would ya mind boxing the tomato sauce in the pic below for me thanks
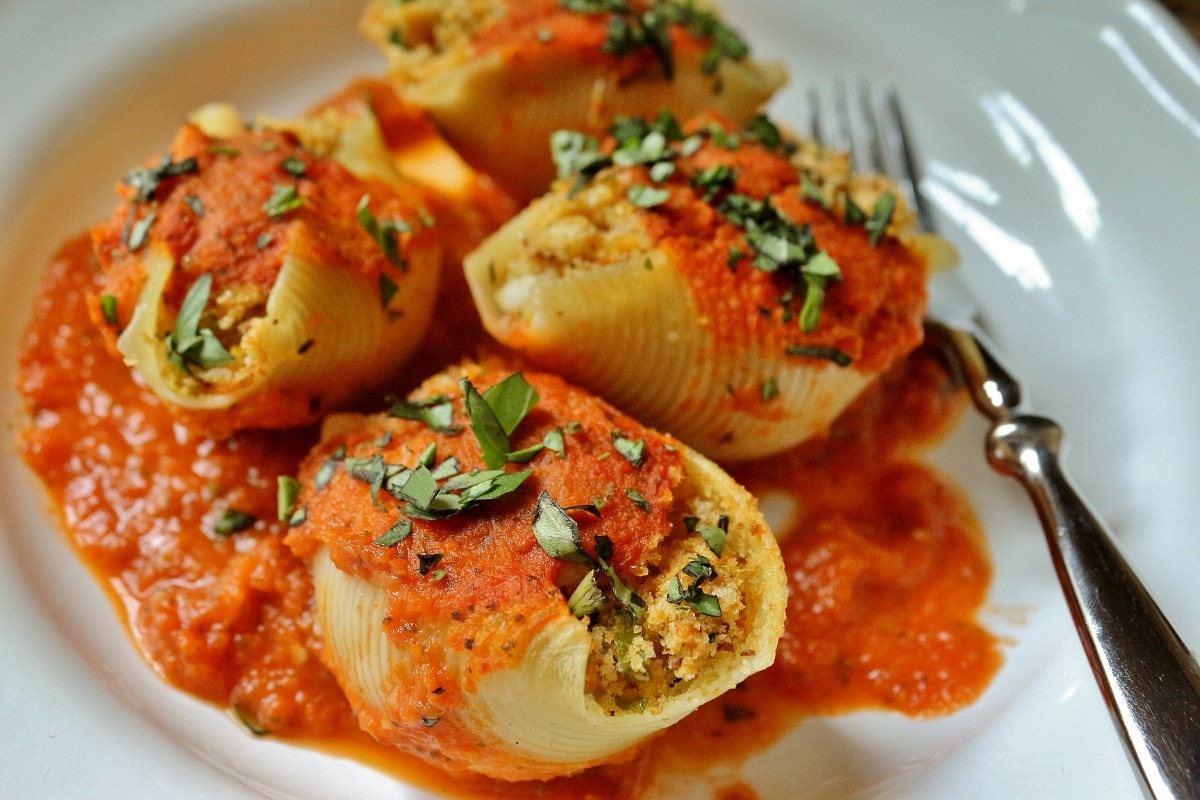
[17,202,998,796]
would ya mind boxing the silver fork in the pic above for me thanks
[810,82,1200,800]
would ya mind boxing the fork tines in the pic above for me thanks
[805,81,934,233]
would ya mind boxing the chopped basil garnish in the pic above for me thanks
[182,194,205,217]
[843,193,867,225]
[127,207,157,251]
[550,130,609,182]
[666,555,722,617]
[263,184,302,218]
[611,430,646,468]
[865,192,897,246]
[784,344,853,367]
[560,0,750,79]
[481,373,540,436]
[399,464,438,509]
[760,377,780,402]
[461,378,510,470]
[460,373,540,469]
[379,274,399,309]
[628,184,670,208]
[233,704,268,736]
[345,454,387,507]
[417,553,443,576]
[698,515,729,556]
[281,156,306,177]
[625,487,651,511]
[357,194,411,270]
[388,394,459,433]
[124,155,198,204]
[100,294,119,326]
[277,476,302,522]
[595,535,645,620]
[166,274,235,371]
[374,518,412,547]
[214,508,256,537]
[567,570,607,617]
[532,491,593,564]
[543,428,566,457]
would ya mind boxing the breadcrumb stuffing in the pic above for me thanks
[362,0,506,85]
[490,174,656,315]
[582,489,756,715]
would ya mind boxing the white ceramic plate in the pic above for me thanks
[3,1,1199,797]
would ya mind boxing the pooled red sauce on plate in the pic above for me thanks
[17,216,999,798]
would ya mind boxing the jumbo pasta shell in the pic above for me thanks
[362,0,786,201]
[116,231,439,421]
[291,366,787,779]
[310,446,783,779]
[92,103,443,434]
[462,119,934,461]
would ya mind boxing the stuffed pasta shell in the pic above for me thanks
[89,103,442,436]
[284,364,787,779]
[361,0,786,201]
[464,113,954,461]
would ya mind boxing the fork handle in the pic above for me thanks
[989,416,1200,800]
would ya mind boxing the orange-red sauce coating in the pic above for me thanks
[90,125,431,344]
[473,0,712,80]
[637,124,927,374]
[18,229,997,794]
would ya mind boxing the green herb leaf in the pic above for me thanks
[182,194,205,217]
[128,207,157,251]
[532,491,593,565]
[281,156,306,177]
[506,443,545,463]
[214,508,256,536]
[549,130,609,180]
[611,430,646,468]
[123,155,199,203]
[698,517,728,556]
[595,535,646,620]
[784,344,853,367]
[169,274,234,370]
[379,274,399,308]
[481,372,540,436]
[345,454,387,507]
[277,476,302,522]
[543,428,566,457]
[628,184,670,208]
[399,464,439,509]
[388,395,459,433]
[567,570,607,617]
[417,553,443,575]
[357,194,411,270]
[461,378,510,469]
[625,487,651,511]
[866,192,896,246]
[760,377,779,402]
[374,518,413,547]
[263,184,303,218]
[844,193,867,225]
[100,294,119,326]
